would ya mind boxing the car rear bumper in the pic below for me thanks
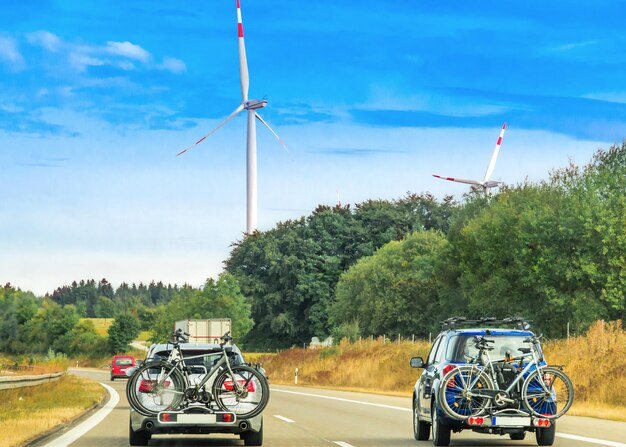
[130,408,263,435]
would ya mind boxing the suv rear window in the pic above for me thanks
[446,334,536,363]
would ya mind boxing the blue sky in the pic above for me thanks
[2,0,625,295]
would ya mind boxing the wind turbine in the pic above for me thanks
[432,122,506,193]
[177,0,286,234]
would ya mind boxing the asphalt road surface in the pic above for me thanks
[35,369,626,447]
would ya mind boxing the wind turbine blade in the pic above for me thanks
[255,112,288,152]
[177,104,244,156]
[237,0,249,102]
[483,122,506,183]
[432,174,482,186]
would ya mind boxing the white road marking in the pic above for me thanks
[272,388,411,412]
[557,433,626,447]
[333,442,354,447]
[273,415,296,423]
[43,382,119,447]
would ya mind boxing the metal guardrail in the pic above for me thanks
[0,372,64,390]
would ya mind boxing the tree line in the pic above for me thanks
[227,143,626,348]
[3,143,626,354]
[0,275,251,356]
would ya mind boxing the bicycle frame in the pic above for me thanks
[156,344,243,396]
[465,339,547,399]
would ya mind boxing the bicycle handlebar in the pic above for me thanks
[173,328,190,343]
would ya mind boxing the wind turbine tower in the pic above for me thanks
[177,0,286,234]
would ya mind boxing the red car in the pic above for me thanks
[111,355,136,381]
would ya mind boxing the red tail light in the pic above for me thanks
[442,364,456,376]
[223,379,256,392]
[535,418,551,427]
[139,379,171,393]
[468,417,485,425]
[222,413,234,422]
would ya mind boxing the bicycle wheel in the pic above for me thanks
[127,361,186,416]
[212,365,270,418]
[437,365,495,420]
[522,366,574,419]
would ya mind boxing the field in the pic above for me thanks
[0,374,106,447]
[257,320,626,421]
[80,317,114,336]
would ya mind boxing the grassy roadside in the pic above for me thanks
[0,374,106,447]
[258,320,626,422]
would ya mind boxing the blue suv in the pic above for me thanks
[410,317,557,446]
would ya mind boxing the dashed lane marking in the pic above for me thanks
[273,415,296,423]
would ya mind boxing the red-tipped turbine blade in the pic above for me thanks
[236,0,249,102]
[483,122,506,183]
[177,104,245,156]
[432,174,482,186]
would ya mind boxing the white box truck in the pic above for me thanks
[174,318,232,344]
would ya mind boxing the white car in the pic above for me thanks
[128,342,265,446]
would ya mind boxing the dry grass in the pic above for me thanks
[0,356,69,376]
[543,320,626,420]
[244,352,277,363]
[258,337,430,395]
[0,374,106,447]
[259,322,626,421]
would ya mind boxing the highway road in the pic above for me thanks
[34,369,626,447]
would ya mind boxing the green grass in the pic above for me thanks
[80,318,114,336]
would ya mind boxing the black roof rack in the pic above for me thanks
[441,317,532,331]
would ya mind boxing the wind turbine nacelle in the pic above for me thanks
[245,99,268,110]
[483,180,501,188]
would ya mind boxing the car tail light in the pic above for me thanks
[442,365,456,376]
[223,379,256,392]
[139,379,171,393]
[467,417,485,426]
[535,418,551,427]
[222,413,234,422]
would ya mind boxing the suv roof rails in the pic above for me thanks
[441,316,532,331]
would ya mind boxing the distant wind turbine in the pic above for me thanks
[433,122,507,193]
[177,0,286,234]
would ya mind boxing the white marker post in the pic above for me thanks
[295,368,298,385]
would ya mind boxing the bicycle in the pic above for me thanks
[437,334,574,420]
[126,330,270,418]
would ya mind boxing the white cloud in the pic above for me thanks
[0,36,24,68]
[105,41,151,62]
[69,51,105,72]
[549,40,598,53]
[158,56,186,74]
[26,31,61,52]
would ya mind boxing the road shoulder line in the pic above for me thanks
[43,382,119,447]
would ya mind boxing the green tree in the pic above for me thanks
[107,313,140,354]
[150,274,253,344]
[330,231,448,337]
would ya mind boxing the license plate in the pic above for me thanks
[492,416,531,427]
[177,414,217,424]
[158,413,217,424]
